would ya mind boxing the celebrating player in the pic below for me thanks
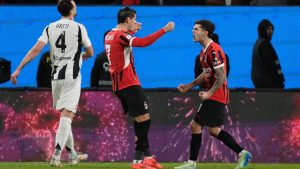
[10,0,94,166]
[175,19,252,169]
[104,6,174,169]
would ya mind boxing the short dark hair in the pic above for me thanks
[57,0,74,17]
[211,33,219,44]
[117,7,136,24]
[195,19,215,38]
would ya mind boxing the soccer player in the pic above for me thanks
[10,0,94,166]
[175,20,252,169]
[104,7,174,169]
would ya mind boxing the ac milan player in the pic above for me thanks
[175,20,252,169]
[104,7,174,169]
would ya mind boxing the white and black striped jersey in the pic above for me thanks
[38,18,91,80]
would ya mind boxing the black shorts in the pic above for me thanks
[115,85,149,117]
[194,99,226,127]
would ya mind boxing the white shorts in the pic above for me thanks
[51,77,81,113]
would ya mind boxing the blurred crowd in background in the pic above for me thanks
[0,0,298,89]
[1,0,300,5]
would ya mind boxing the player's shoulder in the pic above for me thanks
[47,20,58,28]
[112,28,125,35]
[210,42,223,52]
[104,29,117,39]
[211,42,220,49]
[73,21,84,27]
[113,29,133,39]
[68,21,86,31]
[113,29,131,35]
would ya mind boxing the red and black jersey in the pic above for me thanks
[104,28,165,91]
[199,41,229,104]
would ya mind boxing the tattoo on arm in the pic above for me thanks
[209,67,226,94]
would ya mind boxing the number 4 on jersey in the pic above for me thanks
[55,31,67,53]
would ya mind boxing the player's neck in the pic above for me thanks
[201,38,213,48]
[62,15,74,20]
[117,24,129,32]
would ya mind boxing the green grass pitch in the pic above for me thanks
[0,162,300,169]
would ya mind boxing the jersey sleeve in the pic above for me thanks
[38,26,49,44]
[210,49,225,69]
[131,29,165,47]
[118,32,135,46]
[79,24,92,48]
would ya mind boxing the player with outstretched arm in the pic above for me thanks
[105,6,174,169]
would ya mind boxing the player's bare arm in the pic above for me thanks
[10,40,46,84]
[198,67,226,100]
[178,71,207,93]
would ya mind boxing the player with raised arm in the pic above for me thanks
[175,20,252,169]
[105,6,174,169]
[10,0,94,166]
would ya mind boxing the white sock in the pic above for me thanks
[145,156,153,159]
[66,126,77,160]
[54,117,72,159]
[133,160,142,164]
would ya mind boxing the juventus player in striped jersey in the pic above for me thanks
[105,7,174,169]
[11,0,94,166]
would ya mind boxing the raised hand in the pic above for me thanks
[163,22,175,32]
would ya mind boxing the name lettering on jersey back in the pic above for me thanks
[105,35,114,41]
[56,23,69,29]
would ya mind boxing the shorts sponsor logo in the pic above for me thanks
[144,101,148,110]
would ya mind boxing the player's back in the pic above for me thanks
[104,29,129,74]
[40,18,89,80]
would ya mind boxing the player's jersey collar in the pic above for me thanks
[203,39,213,53]
[61,17,72,21]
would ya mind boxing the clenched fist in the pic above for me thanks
[177,83,190,93]
[163,22,175,32]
